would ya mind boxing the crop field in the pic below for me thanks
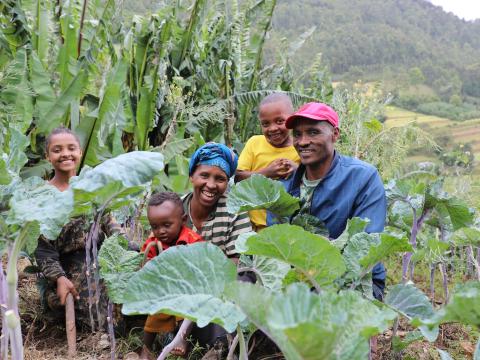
[385,106,480,169]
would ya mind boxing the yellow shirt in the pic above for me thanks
[237,135,300,227]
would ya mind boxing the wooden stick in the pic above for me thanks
[65,293,77,358]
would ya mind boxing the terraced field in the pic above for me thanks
[385,106,480,163]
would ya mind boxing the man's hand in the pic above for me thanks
[261,158,297,179]
[56,276,79,305]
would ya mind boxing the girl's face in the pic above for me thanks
[189,165,229,208]
[46,133,82,174]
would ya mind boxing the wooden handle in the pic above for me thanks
[65,292,77,358]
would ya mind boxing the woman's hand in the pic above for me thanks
[56,276,79,305]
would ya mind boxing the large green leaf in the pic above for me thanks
[120,243,245,332]
[425,186,474,230]
[153,137,195,164]
[98,234,142,304]
[435,282,480,327]
[71,151,164,193]
[16,221,41,258]
[6,127,29,175]
[30,51,55,120]
[7,177,74,241]
[331,217,370,250]
[385,283,438,341]
[226,282,396,360]
[238,255,290,291]
[36,68,89,133]
[227,174,300,218]
[359,233,412,269]
[0,49,34,131]
[0,158,11,185]
[236,224,345,287]
[453,227,480,246]
[83,60,128,166]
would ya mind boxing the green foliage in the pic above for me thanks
[270,0,480,106]
[225,282,396,360]
[434,282,480,327]
[71,151,164,214]
[7,177,73,241]
[236,224,346,287]
[238,255,290,291]
[120,243,245,332]
[227,174,299,219]
[453,227,480,247]
[385,284,438,341]
[13,221,41,258]
[342,232,411,283]
[98,234,142,303]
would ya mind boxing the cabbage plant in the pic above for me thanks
[104,175,423,359]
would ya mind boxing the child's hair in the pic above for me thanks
[259,93,294,112]
[148,192,184,214]
[45,126,81,153]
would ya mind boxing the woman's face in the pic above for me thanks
[46,133,82,174]
[190,165,229,208]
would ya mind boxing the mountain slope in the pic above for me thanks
[269,0,480,99]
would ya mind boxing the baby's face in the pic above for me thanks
[147,201,185,246]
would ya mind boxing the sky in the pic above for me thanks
[428,0,480,21]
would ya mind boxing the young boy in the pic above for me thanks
[140,192,203,360]
[235,93,301,230]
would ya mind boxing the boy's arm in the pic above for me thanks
[236,158,297,181]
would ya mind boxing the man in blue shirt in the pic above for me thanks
[281,102,386,299]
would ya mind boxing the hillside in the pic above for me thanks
[268,0,480,102]
[385,106,480,173]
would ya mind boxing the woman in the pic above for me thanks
[160,143,252,359]
[183,142,252,260]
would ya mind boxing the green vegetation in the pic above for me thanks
[268,0,480,119]
[1,0,479,358]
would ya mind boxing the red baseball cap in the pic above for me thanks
[285,102,339,129]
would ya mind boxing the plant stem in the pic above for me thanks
[430,265,435,305]
[466,246,473,278]
[237,325,248,360]
[107,301,116,360]
[6,237,25,359]
[438,263,449,304]
[85,215,100,331]
[468,245,480,281]
[226,333,239,360]
[1,258,10,360]
[77,0,88,58]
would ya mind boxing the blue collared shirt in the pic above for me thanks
[268,152,386,281]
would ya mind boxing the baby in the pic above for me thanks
[140,192,203,360]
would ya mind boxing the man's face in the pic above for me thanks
[292,118,339,169]
[259,101,292,147]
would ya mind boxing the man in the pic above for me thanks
[279,102,386,299]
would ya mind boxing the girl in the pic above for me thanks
[35,127,120,331]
